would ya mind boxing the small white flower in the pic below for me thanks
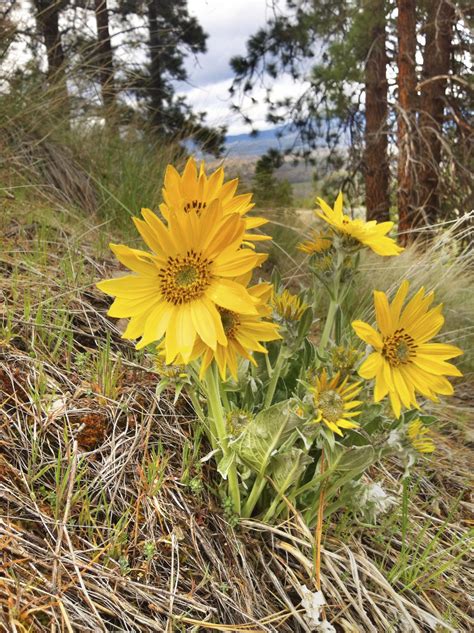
[299,585,326,627]
[358,482,396,522]
[387,428,403,450]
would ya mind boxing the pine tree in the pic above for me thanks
[119,0,225,154]
[93,0,117,121]
[418,0,455,226]
[231,1,391,222]
[396,0,418,242]
[363,0,390,222]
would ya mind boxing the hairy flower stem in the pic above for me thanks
[314,448,326,591]
[318,298,338,354]
[206,364,241,514]
[187,388,217,449]
[242,474,266,518]
[317,252,345,354]
[264,346,285,409]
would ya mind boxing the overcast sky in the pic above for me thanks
[177,0,295,135]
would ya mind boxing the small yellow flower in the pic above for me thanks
[159,157,270,243]
[353,280,463,418]
[407,419,435,453]
[298,229,332,254]
[316,192,403,256]
[272,289,309,321]
[97,200,266,365]
[310,369,362,436]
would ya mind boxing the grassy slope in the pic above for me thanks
[1,146,473,632]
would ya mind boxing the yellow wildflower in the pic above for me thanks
[316,192,403,256]
[272,289,309,321]
[97,201,266,364]
[407,419,435,453]
[298,229,332,254]
[159,157,270,243]
[353,280,463,418]
[310,369,362,436]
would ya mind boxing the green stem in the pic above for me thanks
[187,389,205,422]
[318,297,338,354]
[187,387,218,452]
[264,346,285,409]
[206,364,241,514]
[242,474,267,518]
[220,381,230,411]
[317,251,345,354]
[262,488,284,523]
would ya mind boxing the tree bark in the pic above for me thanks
[364,0,390,222]
[94,0,117,121]
[418,0,454,225]
[396,0,418,243]
[147,0,167,130]
[34,1,66,83]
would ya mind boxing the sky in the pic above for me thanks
[177,0,297,135]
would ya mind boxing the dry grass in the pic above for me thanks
[0,184,473,632]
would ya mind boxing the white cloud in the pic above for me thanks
[177,0,304,135]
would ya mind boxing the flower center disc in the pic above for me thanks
[382,329,416,366]
[219,308,240,339]
[159,250,211,304]
[318,389,344,423]
[184,199,207,215]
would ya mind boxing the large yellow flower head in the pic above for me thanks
[316,192,404,257]
[160,284,281,380]
[159,157,270,243]
[97,201,266,365]
[310,369,362,436]
[352,280,463,418]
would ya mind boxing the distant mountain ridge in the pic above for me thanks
[224,126,298,157]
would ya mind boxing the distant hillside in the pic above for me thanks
[224,126,299,157]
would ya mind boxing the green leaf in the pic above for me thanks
[297,306,314,341]
[230,400,300,474]
[335,445,375,472]
[270,448,312,494]
[217,451,235,480]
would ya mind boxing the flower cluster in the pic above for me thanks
[97,163,463,527]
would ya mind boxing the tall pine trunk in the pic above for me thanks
[418,0,454,225]
[364,0,390,222]
[34,1,66,82]
[396,0,418,243]
[147,0,168,131]
[34,1,69,116]
[94,0,117,122]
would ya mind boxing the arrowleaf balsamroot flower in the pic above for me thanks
[352,280,463,418]
[272,289,309,322]
[159,156,270,243]
[316,192,404,256]
[310,369,362,436]
[163,284,281,380]
[97,201,266,364]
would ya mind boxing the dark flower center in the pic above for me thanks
[159,250,212,304]
[382,329,417,366]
